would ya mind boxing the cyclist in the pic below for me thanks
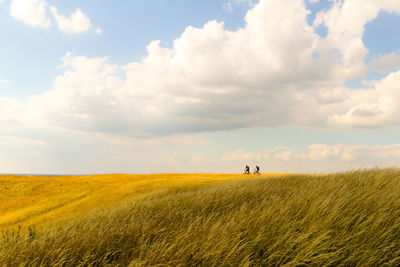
[244,165,250,174]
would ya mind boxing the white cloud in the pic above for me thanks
[3,0,400,173]
[328,70,400,127]
[215,143,400,173]
[50,7,94,34]
[3,0,400,138]
[312,0,400,83]
[8,0,99,34]
[10,0,51,28]
[371,52,400,73]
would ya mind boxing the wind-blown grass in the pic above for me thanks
[2,169,400,266]
[0,173,276,231]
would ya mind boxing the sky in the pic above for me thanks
[1,0,400,174]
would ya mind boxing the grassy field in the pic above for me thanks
[2,169,400,266]
[0,173,282,231]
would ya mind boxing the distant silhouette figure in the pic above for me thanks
[244,165,250,174]
[253,165,261,175]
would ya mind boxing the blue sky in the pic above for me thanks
[0,0,251,100]
[1,0,400,174]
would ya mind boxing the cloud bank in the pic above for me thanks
[3,0,400,136]
[214,143,400,173]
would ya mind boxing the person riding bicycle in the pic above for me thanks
[244,165,250,174]
[253,165,260,175]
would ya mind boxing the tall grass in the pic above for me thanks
[2,169,400,266]
[0,173,274,231]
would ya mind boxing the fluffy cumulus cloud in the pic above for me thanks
[50,7,100,34]
[4,0,400,135]
[10,0,51,28]
[8,0,99,34]
[371,52,400,73]
[328,71,400,127]
[2,0,400,172]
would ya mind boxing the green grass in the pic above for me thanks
[2,169,400,266]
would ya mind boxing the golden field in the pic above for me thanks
[0,173,281,231]
[2,169,400,266]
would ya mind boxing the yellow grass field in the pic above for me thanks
[0,173,283,231]
[3,169,400,266]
